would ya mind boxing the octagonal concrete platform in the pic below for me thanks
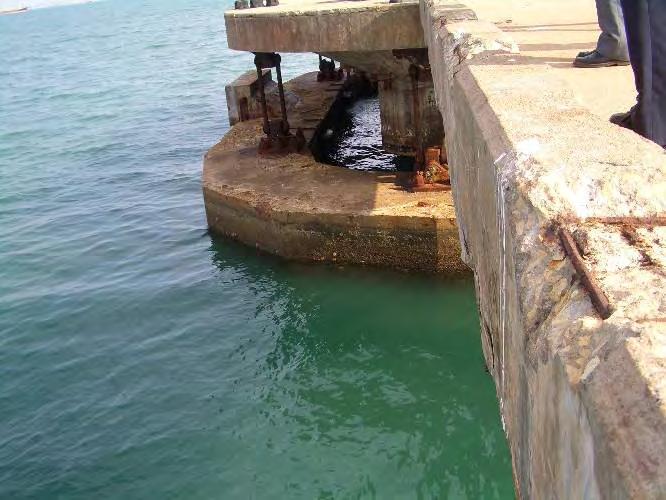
[203,72,464,274]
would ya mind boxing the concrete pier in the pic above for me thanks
[207,0,666,496]
[224,0,425,54]
[225,0,442,157]
[204,72,464,273]
[420,0,666,497]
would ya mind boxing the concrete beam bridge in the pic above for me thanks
[205,1,666,497]
[225,0,445,155]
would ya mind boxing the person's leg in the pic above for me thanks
[596,0,629,61]
[647,0,666,146]
[618,0,665,147]
[620,0,648,113]
[575,0,629,67]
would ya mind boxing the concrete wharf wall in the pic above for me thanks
[420,0,666,497]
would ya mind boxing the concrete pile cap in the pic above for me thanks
[203,70,464,273]
[225,0,418,18]
[224,0,425,53]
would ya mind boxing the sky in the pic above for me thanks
[1,0,97,10]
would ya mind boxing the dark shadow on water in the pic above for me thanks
[312,95,414,173]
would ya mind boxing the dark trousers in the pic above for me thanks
[620,0,666,147]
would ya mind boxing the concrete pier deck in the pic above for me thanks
[464,0,635,120]
[225,0,425,53]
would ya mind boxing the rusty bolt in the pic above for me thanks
[425,147,440,165]
[413,171,425,188]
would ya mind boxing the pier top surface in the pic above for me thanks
[466,0,635,122]
[227,0,406,16]
[224,0,425,53]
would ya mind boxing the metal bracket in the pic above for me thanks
[253,52,305,155]
[317,55,343,82]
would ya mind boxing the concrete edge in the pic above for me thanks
[420,0,666,497]
[224,1,418,19]
[202,181,467,274]
[225,2,426,53]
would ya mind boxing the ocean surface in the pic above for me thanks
[316,98,413,172]
[0,0,513,498]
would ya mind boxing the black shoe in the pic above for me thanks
[576,49,595,58]
[574,50,631,68]
[610,110,633,130]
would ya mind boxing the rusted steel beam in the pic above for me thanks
[251,52,306,155]
[273,55,290,133]
[559,227,614,320]
[254,60,270,136]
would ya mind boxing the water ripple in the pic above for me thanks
[0,1,512,498]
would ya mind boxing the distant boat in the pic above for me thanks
[0,6,29,15]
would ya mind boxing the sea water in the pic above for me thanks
[0,0,513,497]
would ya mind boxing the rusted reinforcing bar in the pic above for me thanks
[563,216,666,227]
[559,228,614,320]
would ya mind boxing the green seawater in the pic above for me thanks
[0,0,513,498]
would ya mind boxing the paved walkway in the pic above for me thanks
[468,0,635,121]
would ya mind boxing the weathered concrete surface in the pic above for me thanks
[421,0,666,497]
[461,0,636,120]
[225,0,425,54]
[225,69,274,126]
[204,72,465,274]
[378,75,444,156]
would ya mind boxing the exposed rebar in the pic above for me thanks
[559,227,614,319]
